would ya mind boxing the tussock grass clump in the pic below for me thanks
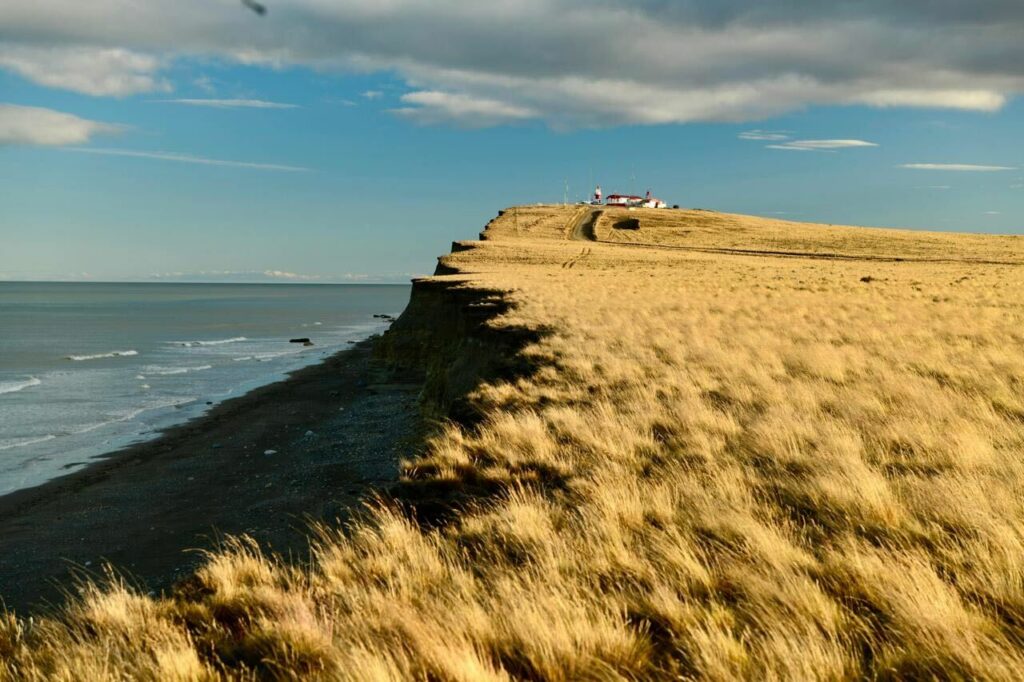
[4,205,1024,679]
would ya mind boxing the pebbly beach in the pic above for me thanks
[0,335,423,613]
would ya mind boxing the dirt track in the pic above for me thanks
[569,207,600,241]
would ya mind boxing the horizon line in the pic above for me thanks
[0,279,415,286]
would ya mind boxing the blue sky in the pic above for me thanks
[2,1,1022,282]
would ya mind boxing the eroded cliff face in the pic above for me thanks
[374,207,576,425]
[376,259,539,427]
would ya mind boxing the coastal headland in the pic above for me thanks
[3,205,1024,679]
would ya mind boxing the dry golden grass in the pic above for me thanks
[591,206,1024,263]
[4,205,1024,680]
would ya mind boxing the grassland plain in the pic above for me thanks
[4,205,1024,680]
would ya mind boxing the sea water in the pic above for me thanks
[0,282,410,495]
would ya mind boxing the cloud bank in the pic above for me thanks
[2,1,1024,126]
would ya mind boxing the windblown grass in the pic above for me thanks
[4,205,1024,680]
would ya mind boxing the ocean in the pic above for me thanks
[0,282,410,495]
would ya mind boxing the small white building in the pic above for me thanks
[605,190,669,208]
[606,194,643,207]
[641,190,667,209]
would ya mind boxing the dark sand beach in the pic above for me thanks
[0,336,424,614]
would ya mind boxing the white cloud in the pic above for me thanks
[792,140,879,149]
[739,130,790,141]
[156,98,298,109]
[766,144,816,152]
[900,163,1016,172]
[0,45,168,96]
[0,103,119,145]
[361,90,383,100]
[63,147,310,172]
[985,211,1002,215]
[392,91,537,127]
[4,2,1024,125]
[769,139,879,151]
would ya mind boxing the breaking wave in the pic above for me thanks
[0,434,57,451]
[232,348,305,363]
[0,398,199,453]
[172,337,248,348]
[0,376,42,395]
[73,397,199,435]
[144,365,213,376]
[66,350,139,362]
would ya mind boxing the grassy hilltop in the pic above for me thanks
[5,206,1024,679]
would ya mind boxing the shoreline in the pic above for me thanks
[0,334,425,614]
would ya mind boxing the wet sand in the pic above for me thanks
[0,337,424,614]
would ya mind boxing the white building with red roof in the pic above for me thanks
[604,190,668,208]
[605,194,643,207]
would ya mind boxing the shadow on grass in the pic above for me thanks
[376,276,561,528]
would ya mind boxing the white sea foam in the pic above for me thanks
[73,397,199,435]
[66,350,138,361]
[233,348,304,363]
[172,337,248,348]
[0,434,57,451]
[251,349,305,361]
[144,365,213,376]
[0,376,42,395]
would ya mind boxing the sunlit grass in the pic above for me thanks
[4,205,1024,679]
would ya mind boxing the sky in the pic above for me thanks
[1,0,1023,283]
